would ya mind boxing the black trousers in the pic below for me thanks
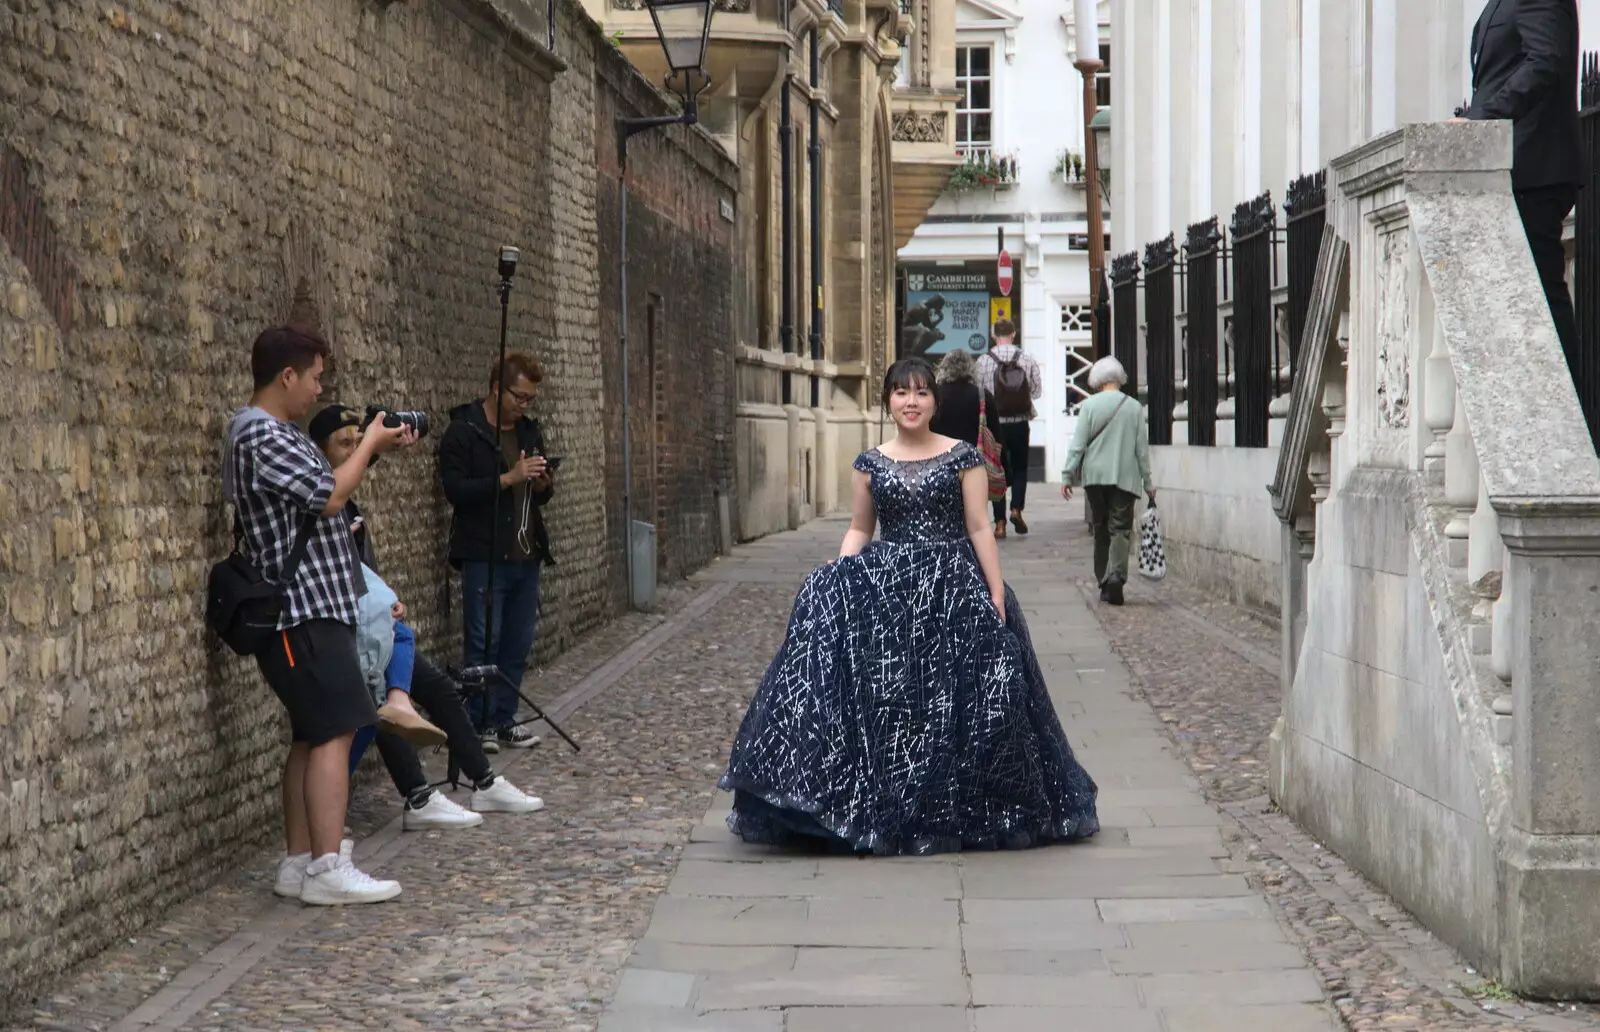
[1515,186,1579,378]
[989,420,1031,521]
[375,652,495,800]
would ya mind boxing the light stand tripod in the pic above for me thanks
[437,246,580,792]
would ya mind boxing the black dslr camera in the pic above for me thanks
[362,406,430,439]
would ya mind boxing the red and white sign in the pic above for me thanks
[997,250,1013,297]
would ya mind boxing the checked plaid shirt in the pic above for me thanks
[227,412,362,629]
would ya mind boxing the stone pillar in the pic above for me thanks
[1499,510,1600,836]
[1497,507,1600,999]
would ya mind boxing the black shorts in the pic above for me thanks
[255,619,380,745]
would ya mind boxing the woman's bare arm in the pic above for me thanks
[961,466,1006,621]
[838,469,877,558]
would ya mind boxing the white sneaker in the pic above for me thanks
[273,839,354,899]
[298,855,402,905]
[403,791,484,830]
[470,776,546,814]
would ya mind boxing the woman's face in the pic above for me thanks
[323,426,361,469]
[889,379,935,432]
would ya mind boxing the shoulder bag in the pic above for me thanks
[977,396,1008,502]
[206,512,320,656]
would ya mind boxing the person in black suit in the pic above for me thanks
[1459,0,1582,365]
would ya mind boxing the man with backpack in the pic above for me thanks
[975,319,1042,538]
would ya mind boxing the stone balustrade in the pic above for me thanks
[1270,120,1600,997]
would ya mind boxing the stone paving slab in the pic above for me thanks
[602,497,1338,1030]
[784,1005,970,1032]
[972,1006,1166,1032]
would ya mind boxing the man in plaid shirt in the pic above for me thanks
[224,324,414,905]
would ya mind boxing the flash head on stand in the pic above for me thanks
[498,245,520,282]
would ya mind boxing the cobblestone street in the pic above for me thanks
[16,498,1600,1031]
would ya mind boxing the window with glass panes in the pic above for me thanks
[955,45,993,156]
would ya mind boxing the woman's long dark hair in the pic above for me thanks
[881,356,938,411]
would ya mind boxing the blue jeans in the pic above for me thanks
[461,560,542,729]
[387,620,416,693]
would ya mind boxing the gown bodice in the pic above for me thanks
[853,441,984,546]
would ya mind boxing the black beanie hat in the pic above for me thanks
[308,404,360,448]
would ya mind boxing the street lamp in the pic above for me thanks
[646,0,714,91]
[1072,0,1108,360]
[617,0,718,609]
[1089,107,1111,200]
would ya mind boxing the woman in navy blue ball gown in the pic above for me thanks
[720,356,1099,855]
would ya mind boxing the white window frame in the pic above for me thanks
[1058,300,1095,415]
[955,43,996,157]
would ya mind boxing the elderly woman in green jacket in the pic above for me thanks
[1060,357,1155,605]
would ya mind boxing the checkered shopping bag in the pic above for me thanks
[1137,503,1168,581]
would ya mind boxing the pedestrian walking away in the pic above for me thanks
[1457,0,1581,372]
[223,324,415,906]
[1061,356,1155,607]
[929,348,982,445]
[720,356,1099,855]
[975,318,1041,538]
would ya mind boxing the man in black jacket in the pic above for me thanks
[1460,0,1582,365]
[439,353,556,750]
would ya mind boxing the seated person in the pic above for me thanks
[310,406,545,826]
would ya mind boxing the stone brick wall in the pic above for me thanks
[0,0,738,1016]
[594,62,739,586]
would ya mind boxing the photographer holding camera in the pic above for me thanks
[439,353,557,751]
[222,324,414,905]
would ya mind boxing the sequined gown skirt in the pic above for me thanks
[719,540,1100,855]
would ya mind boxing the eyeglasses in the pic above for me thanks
[506,386,536,406]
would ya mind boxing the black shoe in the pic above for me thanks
[1102,576,1126,606]
[496,724,542,749]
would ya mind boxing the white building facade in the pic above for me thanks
[1111,0,1600,256]
[897,0,1110,484]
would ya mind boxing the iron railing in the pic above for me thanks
[1184,218,1223,446]
[1230,192,1275,447]
[1283,171,1327,375]
[1143,235,1178,445]
[1575,52,1600,444]
[1111,250,1141,399]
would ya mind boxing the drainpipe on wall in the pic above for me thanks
[808,26,823,409]
[779,17,795,406]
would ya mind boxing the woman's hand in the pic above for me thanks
[1060,483,1074,501]
[992,590,1007,624]
[390,601,407,621]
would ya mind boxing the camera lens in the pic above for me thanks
[364,407,430,440]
